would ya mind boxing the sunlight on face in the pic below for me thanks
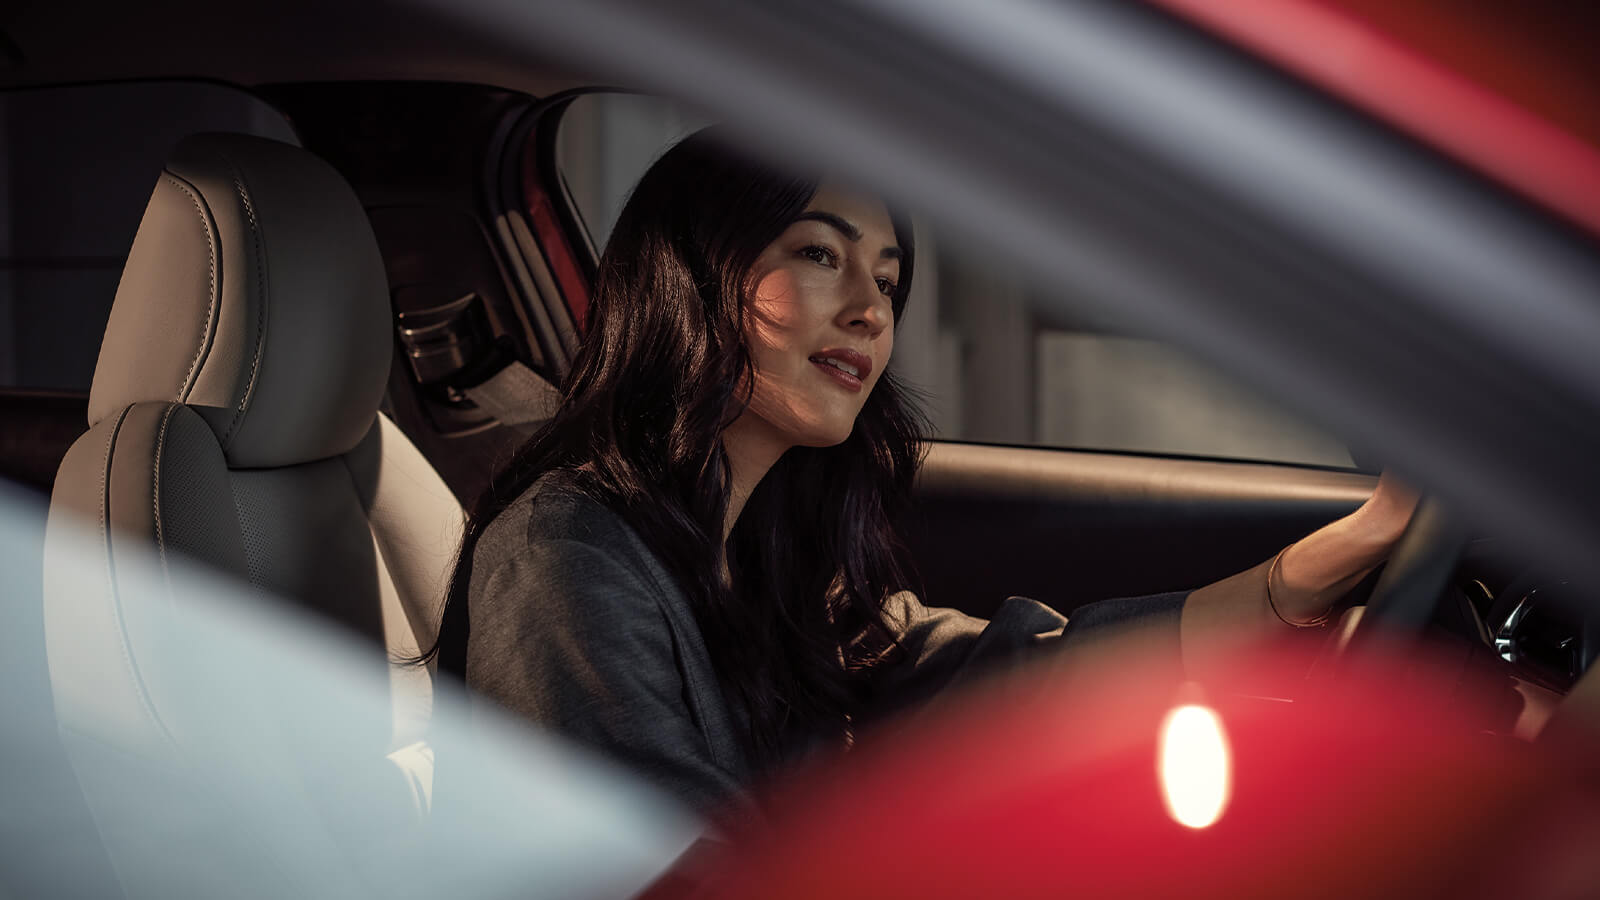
[737,182,901,451]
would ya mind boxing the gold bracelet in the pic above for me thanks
[1266,547,1332,628]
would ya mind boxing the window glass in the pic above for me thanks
[553,92,1353,468]
[556,92,710,248]
[0,82,299,392]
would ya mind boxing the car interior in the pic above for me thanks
[3,2,1598,897]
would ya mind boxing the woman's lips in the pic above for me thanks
[811,358,864,391]
[808,348,872,392]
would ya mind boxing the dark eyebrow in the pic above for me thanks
[794,210,903,261]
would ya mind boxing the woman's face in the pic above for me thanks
[738,182,902,449]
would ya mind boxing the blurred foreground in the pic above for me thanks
[666,628,1600,899]
[8,476,1600,899]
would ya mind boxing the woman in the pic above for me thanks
[429,128,1415,819]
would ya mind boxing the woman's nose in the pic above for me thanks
[841,278,891,334]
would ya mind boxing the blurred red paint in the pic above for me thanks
[651,638,1600,899]
[1144,0,1600,238]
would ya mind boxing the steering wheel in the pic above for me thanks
[1322,499,1600,744]
[1336,495,1470,661]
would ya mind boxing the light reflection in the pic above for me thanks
[1158,703,1232,829]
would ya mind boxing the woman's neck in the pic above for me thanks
[720,412,792,544]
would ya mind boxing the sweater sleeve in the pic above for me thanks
[464,537,746,816]
[868,554,1306,716]
[865,589,1186,720]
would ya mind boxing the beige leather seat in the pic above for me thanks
[42,133,464,894]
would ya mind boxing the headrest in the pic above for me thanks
[89,133,391,468]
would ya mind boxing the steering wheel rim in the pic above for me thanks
[1340,495,1469,659]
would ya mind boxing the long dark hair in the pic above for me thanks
[430,128,925,760]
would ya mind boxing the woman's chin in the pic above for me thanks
[792,423,855,449]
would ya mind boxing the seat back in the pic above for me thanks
[42,133,463,896]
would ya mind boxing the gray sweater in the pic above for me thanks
[463,472,1184,817]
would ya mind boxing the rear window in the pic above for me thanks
[0,82,298,393]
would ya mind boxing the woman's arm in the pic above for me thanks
[863,474,1416,710]
[1181,471,1419,679]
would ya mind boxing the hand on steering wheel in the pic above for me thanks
[1338,494,1468,659]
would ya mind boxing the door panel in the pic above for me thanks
[904,441,1372,618]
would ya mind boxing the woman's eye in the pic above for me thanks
[875,277,897,296]
[800,245,838,267]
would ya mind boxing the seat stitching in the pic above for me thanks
[151,404,179,580]
[217,152,268,447]
[160,173,220,401]
[99,406,182,752]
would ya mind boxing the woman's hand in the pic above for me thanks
[1269,470,1421,625]
[1355,469,1423,544]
